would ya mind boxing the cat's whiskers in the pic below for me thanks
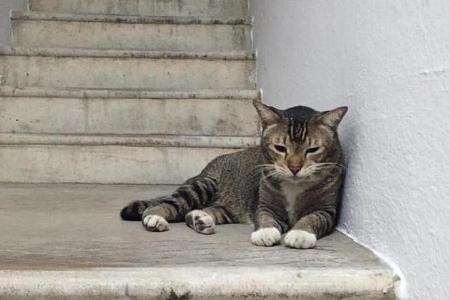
[254,164,276,171]
[260,162,343,181]
[251,164,275,177]
[264,171,279,180]
[301,162,344,178]
[262,164,289,181]
[266,171,286,181]
[298,165,316,177]
[314,162,345,169]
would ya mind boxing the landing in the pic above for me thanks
[0,184,395,299]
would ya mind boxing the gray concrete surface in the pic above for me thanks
[0,133,260,148]
[0,96,259,136]
[0,145,240,184]
[0,48,256,90]
[29,0,249,17]
[0,0,27,46]
[0,86,260,100]
[0,184,395,299]
[12,12,251,52]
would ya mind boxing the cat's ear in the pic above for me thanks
[318,106,348,129]
[253,98,282,128]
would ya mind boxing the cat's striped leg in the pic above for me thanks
[139,176,218,232]
[120,194,179,219]
[141,202,177,232]
[120,199,154,221]
[284,209,336,249]
[185,205,235,235]
[251,207,289,247]
[120,196,177,231]
[251,210,283,247]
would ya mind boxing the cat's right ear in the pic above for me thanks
[253,98,282,128]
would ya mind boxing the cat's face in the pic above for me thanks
[253,98,347,182]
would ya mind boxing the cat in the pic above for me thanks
[120,97,347,249]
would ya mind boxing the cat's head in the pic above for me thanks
[253,98,347,182]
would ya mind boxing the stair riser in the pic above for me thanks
[30,0,248,17]
[12,20,251,52]
[0,97,259,136]
[0,56,255,90]
[0,145,237,184]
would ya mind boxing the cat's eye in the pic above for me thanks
[305,147,321,155]
[274,145,287,153]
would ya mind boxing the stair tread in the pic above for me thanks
[11,11,252,25]
[0,47,255,60]
[0,146,237,184]
[0,184,395,299]
[0,86,259,99]
[29,0,249,18]
[0,133,260,148]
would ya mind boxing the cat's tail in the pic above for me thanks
[120,176,218,221]
[121,197,174,221]
[120,200,147,221]
[120,199,165,221]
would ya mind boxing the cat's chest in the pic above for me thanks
[280,182,306,226]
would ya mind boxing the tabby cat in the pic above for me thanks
[120,98,347,249]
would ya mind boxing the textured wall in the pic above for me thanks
[0,0,27,46]
[251,1,450,299]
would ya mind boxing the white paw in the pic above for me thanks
[284,230,317,249]
[186,210,215,235]
[251,227,281,247]
[142,215,169,232]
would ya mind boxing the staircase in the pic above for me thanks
[0,1,396,299]
[0,0,258,184]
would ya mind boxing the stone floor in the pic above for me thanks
[0,184,396,299]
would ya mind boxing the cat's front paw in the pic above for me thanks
[142,215,169,232]
[284,230,316,249]
[185,210,216,235]
[251,227,281,247]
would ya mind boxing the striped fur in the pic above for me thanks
[120,99,347,248]
[121,176,218,222]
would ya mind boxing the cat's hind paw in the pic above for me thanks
[284,230,316,249]
[142,215,170,232]
[251,227,281,247]
[185,210,216,235]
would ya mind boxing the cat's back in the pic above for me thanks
[216,146,266,178]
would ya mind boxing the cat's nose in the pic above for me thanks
[289,166,301,175]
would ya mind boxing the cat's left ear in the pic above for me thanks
[318,106,348,129]
[252,98,282,128]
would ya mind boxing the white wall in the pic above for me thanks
[0,0,27,46]
[251,1,450,299]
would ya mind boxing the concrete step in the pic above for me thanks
[0,133,260,148]
[11,12,252,52]
[0,47,256,90]
[0,135,254,184]
[0,87,260,136]
[0,184,396,299]
[29,0,249,18]
[0,86,259,99]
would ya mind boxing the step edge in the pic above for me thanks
[11,11,253,25]
[0,267,395,298]
[0,133,261,149]
[0,47,256,60]
[27,0,249,16]
[0,86,260,100]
